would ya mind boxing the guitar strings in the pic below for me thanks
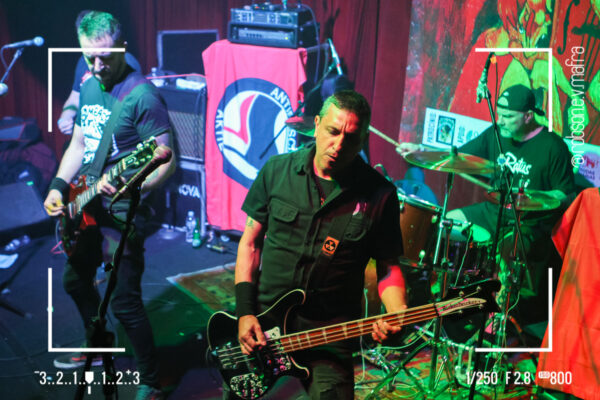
[215,305,441,364]
[215,294,483,366]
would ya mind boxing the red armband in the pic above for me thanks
[377,265,404,298]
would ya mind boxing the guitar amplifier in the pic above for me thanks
[158,86,206,164]
[228,4,318,48]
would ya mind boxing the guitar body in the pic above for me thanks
[207,289,308,400]
[59,177,96,257]
[56,138,157,257]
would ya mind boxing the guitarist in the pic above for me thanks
[233,90,407,399]
[43,11,174,400]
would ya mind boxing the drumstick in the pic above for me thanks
[368,124,493,191]
[368,125,401,147]
[457,173,493,191]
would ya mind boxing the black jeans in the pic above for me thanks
[62,199,159,387]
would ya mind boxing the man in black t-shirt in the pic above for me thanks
[44,11,173,399]
[57,10,141,136]
[399,85,576,318]
[234,91,407,399]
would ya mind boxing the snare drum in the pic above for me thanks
[398,192,440,266]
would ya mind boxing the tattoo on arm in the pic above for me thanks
[246,217,254,228]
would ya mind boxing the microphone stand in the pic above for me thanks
[259,61,337,159]
[75,186,142,400]
[0,47,24,95]
[468,76,528,400]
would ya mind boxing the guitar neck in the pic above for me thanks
[279,297,480,353]
[69,158,127,217]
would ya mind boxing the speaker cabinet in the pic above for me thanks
[158,86,206,164]
[0,182,51,240]
[153,87,207,231]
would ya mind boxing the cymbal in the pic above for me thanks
[404,150,494,174]
[285,115,315,136]
[486,189,561,211]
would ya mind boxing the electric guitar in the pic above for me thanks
[207,279,500,400]
[58,137,157,256]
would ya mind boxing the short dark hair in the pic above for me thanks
[75,10,92,31]
[319,90,371,135]
[77,11,122,44]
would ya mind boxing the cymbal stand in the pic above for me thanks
[366,167,462,399]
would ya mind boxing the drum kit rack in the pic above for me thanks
[286,115,561,399]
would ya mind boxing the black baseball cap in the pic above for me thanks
[497,84,544,116]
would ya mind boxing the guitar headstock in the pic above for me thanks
[125,137,158,168]
[437,279,501,319]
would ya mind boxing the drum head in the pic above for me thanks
[397,192,440,212]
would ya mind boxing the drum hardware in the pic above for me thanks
[369,166,464,399]
[369,146,500,399]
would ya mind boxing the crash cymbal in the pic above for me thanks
[285,115,315,136]
[404,150,494,174]
[486,189,560,211]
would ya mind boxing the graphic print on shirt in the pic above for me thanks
[497,151,532,188]
[80,104,111,164]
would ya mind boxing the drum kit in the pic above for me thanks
[287,117,561,398]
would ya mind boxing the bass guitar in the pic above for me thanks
[59,137,157,256]
[207,279,500,399]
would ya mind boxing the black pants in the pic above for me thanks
[62,199,159,387]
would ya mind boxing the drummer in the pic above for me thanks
[398,85,576,310]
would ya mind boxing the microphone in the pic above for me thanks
[0,83,7,97]
[327,38,343,75]
[3,36,44,49]
[476,52,496,103]
[110,145,172,204]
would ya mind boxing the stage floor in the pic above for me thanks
[0,229,556,399]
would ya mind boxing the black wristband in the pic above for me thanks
[235,282,257,318]
[48,177,68,194]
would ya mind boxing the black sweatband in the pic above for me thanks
[48,177,69,194]
[235,282,257,318]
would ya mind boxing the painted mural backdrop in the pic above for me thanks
[400,0,599,151]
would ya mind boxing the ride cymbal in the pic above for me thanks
[285,115,315,136]
[404,150,494,174]
[486,189,560,211]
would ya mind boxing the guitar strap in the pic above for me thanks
[86,84,146,181]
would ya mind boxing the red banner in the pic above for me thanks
[202,40,308,231]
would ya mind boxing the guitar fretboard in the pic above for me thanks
[279,297,483,353]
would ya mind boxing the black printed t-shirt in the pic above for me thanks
[242,143,403,322]
[76,67,170,179]
[460,126,575,234]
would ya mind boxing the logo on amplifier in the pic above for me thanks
[215,78,297,188]
[179,184,201,199]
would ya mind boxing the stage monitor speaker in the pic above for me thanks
[158,86,206,164]
[0,182,51,240]
[157,30,219,75]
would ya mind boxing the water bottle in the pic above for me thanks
[192,218,202,248]
[185,211,196,243]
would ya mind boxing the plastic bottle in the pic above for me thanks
[192,218,202,248]
[150,67,165,87]
[185,211,196,243]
